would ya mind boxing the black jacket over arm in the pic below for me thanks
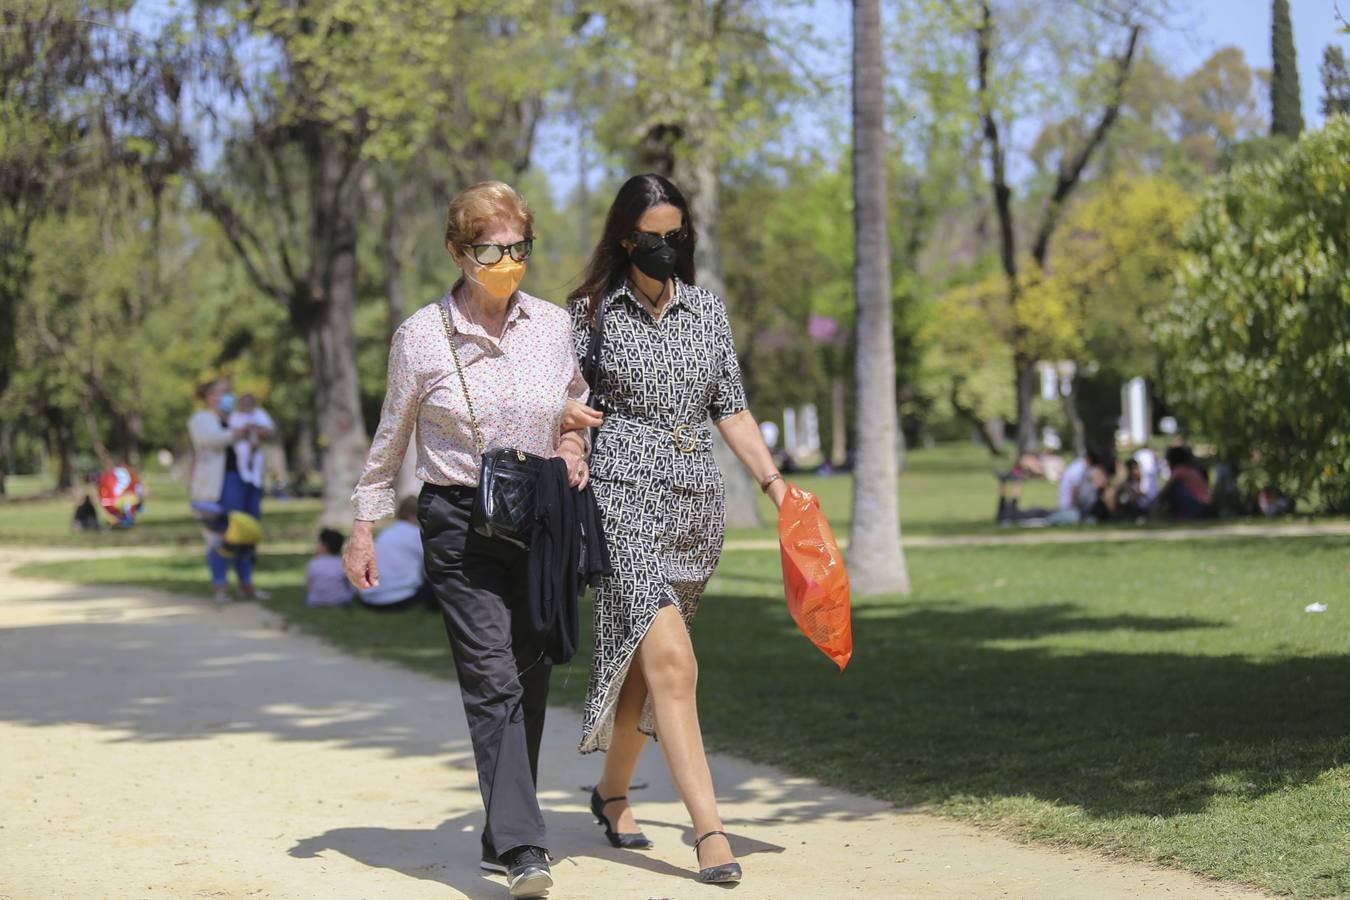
[527,458,611,664]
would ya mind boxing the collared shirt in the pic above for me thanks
[351,287,588,521]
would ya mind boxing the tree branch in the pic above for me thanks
[192,174,292,305]
[976,1,1018,284]
[1030,23,1141,269]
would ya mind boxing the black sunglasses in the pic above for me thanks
[466,239,533,265]
[629,226,688,252]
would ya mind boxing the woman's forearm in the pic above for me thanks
[715,410,778,488]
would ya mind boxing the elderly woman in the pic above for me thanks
[566,174,787,886]
[346,181,587,899]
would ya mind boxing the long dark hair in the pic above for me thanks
[569,173,697,322]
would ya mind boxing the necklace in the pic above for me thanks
[630,278,670,319]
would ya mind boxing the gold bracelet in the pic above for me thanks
[760,472,783,493]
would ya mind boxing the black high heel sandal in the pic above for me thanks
[590,788,654,850]
[694,830,742,885]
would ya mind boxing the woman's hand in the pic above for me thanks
[557,446,590,490]
[562,399,603,433]
[343,521,379,589]
[766,476,789,510]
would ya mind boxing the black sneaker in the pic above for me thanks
[503,845,552,898]
[480,850,506,874]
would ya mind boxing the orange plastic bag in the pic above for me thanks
[778,485,852,671]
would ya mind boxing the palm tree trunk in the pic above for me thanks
[848,0,909,596]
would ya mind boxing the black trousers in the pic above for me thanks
[419,484,551,857]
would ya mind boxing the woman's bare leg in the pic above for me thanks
[595,661,649,833]
[638,605,735,868]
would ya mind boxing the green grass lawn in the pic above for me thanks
[0,473,325,546]
[0,443,1053,546]
[18,534,1350,897]
[7,443,1340,548]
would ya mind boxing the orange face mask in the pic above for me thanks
[464,257,526,301]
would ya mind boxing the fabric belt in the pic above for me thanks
[602,415,713,454]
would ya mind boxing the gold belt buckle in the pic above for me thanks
[673,424,697,454]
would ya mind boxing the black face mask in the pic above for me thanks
[630,242,678,283]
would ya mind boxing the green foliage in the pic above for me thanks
[1172,47,1267,174]
[1107,45,1268,184]
[1045,175,1196,377]
[918,275,1016,429]
[1321,45,1350,118]
[1270,0,1305,138]
[3,171,314,468]
[571,1,813,174]
[1162,119,1350,510]
[0,1,124,402]
[1219,133,1294,171]
[720,162,845,428]
[234,0,563,167]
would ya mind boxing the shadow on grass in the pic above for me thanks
[692,589,1350,823]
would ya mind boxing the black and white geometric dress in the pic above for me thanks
[570,277,748,753]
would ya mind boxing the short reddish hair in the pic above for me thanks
[444,181,534,247]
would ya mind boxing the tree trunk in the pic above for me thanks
[80,400,114,470]
[894,412,907,473]
[576,114,593,257]
[949,379,1004,456]
[831,374,847,466]
[1014,354,1037,453]
[291,418,317,492]
[383,176,408,345]
[848,0,909,596]
[304,139,371,526]
[0,420,10,496]
[48,411,75,492]
[123,411,143,467]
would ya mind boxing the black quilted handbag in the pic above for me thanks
[439,301,545,549]
[472,448,546,549]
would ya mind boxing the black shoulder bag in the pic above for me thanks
[440,300,545,549]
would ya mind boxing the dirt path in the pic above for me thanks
[0,547,1265,899]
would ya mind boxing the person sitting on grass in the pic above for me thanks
[71,495,100,532]
[306,528,354,608]
[1046,449,1112,525]
[1152,445,1215,520]
[995,452,1053,525]
[1107,459,1148,521]
[356,496,434,612]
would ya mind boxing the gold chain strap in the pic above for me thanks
[439,298,485,456]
